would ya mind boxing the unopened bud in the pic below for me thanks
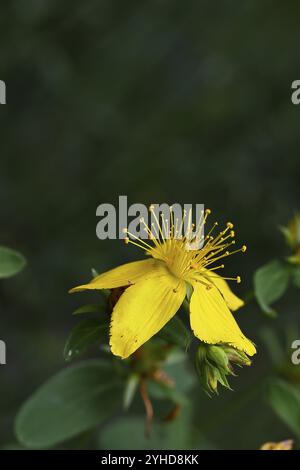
[195,342,252,396]
[207,345,230,373]
[222,346,252,367]
[280,214,300,264]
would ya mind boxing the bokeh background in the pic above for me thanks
[1,0,300,449]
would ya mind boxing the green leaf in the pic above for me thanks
[73,304,105,316]
[165,349,186,365]
[99,409,193,450]
[0,246,26,279]
[0,443,25,450]
[63,319,108,362]
[266,378,300,437]
[148,358,195,404]
[254,260,290,316]
[259,326,284,366]
[158,316,191,348]
[163,359,196,394]
[15,360,122,448]
[292,266,300,288]
[148,380,188,406]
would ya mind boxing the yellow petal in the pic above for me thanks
[190,281,256,356]
[203,270,244,311]
[69,258,161,293]
[110,270,186,358]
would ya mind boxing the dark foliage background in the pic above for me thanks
[0,0,300,449]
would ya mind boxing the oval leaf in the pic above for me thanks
[292,266,300,288]
[99,410,194,450]
[266,378,300,437]
[254,260,290,316]
[158,316,191,348]
[64,319,108,362]
[148,380,188,406]
[0,246,26,279]
[15,360,122,448]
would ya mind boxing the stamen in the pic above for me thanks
[149,206,165,241]
[205,222,218,239]
[124,229,154,252]
[194,278,213,290]
[205,274,241,282]
[206,264,225,271]
[121,209,246,287]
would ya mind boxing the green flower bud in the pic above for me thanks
[222,346,252,367]
[214,367,231,390]
[197,342,207,360]
[204,366,218,394]
[195,342,252,395]
[207,345,230,373]
[280,214,300,264]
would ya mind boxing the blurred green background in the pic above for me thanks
[1,0,300,449]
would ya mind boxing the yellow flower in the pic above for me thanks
[70,207,256,359]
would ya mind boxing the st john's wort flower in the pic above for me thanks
[70,207,256,360]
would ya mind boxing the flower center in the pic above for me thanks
[150,239,193,279]
[123,206,246,287]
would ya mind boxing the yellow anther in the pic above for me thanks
[122,227,128,234]
[124,237,129,244]
[205,209,211,215]
[227,222,234,229]
[242,245,247,252]
[236,276,241,283]
[230,230,235,237]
